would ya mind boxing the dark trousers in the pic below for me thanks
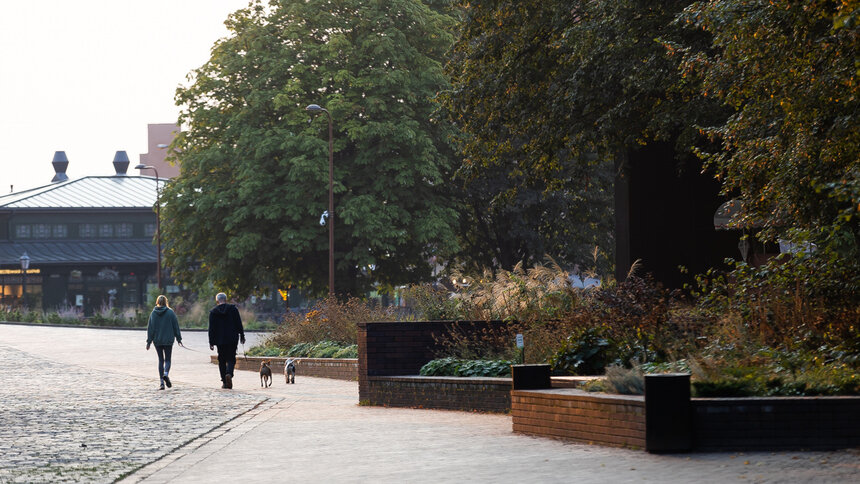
[216,343,238,381]
[155,345,173,380]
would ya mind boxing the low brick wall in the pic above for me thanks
[511,388,646,449]
[510,388,860,452]
[357,320,509,403]
[211,355,358,381]
[692,396,860,451]
[364,376,511,413]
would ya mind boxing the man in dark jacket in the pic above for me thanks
[209,292,245,389]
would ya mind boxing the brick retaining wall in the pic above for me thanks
[511,388,646,449]
[212,355,358,381]
[365,376,511,412]
[509,388,860,452]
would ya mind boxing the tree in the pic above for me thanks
[441,1,719,274]
[674,0,859,295]
[162,0,460,297]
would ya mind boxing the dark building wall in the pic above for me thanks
[615,142,738,288]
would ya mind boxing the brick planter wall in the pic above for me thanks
[511,388,646,449]
[357,320,509,404]
[692,396,860,451]
[365,376,511,413]
[510,388,860,452]
[211,355,358,381]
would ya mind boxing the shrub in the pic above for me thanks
[246,343,285,357]
[267,296,399,351]
[433,322,519,362]
[434,260,686,367]
[604,365,645,395]
[419,357,512,377]
[308,341,341,358]
[692,248,860,348]
[549,327,615,376]
[1,309,22,321]
[419,357,463,376]
[271,340,356,358]
[688,342,860,397]
[286,342,314,357]
[401,284,460,320]
[333,345,358,358]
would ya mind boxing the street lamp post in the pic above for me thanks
[20,252,30,309]
[135,164,162,293]
[306,104,334,297]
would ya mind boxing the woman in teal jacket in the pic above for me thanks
[146,295,184,390]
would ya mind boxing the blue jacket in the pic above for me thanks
[146,306,182,346]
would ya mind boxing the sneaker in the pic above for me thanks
[225,374,233,389]
[163,375,172,388]
[159,382,165,390]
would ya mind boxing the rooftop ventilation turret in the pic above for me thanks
[113,151,130,175]
[51,151,69,183]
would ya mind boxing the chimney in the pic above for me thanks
[51,151,69,182]
[113,151,130,175]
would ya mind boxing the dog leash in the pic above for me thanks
[178,343,206,354]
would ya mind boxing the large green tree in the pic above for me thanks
[441,0,720,274]
[675,0,859,252]
[162,0,460,297]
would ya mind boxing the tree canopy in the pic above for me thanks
[440,1,718,273]
[162,0,460,297]
[674,0,859,250]
[442,0,858,288]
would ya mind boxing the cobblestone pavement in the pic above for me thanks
[0,343,267,483]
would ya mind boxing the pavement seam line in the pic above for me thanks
[156,397,291,482]
[117,397,273,483]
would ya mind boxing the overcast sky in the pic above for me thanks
[0,0,249,193]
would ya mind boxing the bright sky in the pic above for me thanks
[0,0,250,193]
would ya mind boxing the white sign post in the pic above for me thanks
[516,333,525,363]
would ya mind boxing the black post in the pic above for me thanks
[327,111,334,297]
[645,373,692,453]
[21,266,26,309]
[511,364,551,390]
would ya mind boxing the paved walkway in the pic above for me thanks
[1,324,858,483]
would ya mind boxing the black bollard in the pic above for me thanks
[645,373,692,453]
[511,364,551,390]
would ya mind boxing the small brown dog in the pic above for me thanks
[260,361,272,388]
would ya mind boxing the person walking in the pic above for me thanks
[208,292,245,389]
[146,295,183,390]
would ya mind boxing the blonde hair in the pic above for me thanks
[156,295,169,307]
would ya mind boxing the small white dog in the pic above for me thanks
[284,358,297,384]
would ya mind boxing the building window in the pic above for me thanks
[79,224,97,238]
[32,224,51,238]
[116,223,134,238]
[52,224,68,238]
[99,224,114,238]
[15,225,31,238]
[144,223,156,238]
